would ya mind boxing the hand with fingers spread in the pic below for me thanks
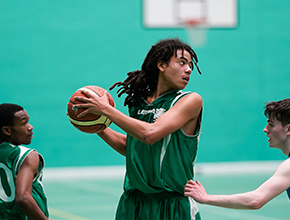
[184,180,208,204]
[74,90,112,118]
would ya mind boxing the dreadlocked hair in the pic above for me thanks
[110,38,201,107]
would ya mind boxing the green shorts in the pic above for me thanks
[115,190,201,220]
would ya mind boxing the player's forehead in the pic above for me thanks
[171,49,192,63]
[175,49,192,60]
[13,110,29,122]
[267,116,282,125]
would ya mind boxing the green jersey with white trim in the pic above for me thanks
[0,142,49,219]
[124,89,202,194]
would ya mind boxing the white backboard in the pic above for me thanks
[143,0,238,28]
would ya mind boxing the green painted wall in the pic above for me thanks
[1,0,289,167]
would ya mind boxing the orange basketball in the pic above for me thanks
[67,85,115,134]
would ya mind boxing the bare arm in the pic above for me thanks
[75,91,203,145]
[15,150,48,220]
[97,127,127,156]
[184,159,290,209]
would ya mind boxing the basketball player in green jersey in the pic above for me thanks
[0,103,49,220]
[184,98,290,209]
[74,38,203,220]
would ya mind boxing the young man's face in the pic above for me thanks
[158,49,193,90]
[7,110,33,145]
[263,116,289,150]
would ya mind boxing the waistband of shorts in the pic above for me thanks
[131,190,183,199]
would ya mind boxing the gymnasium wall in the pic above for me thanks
[1,0,289,167]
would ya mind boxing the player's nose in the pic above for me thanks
[28,123,33,131]
[185,65,192,74]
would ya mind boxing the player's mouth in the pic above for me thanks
[268,138,273,145]
[28,133,33,139]
[183,76,189,82]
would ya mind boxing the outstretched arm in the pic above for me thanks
[15,150,48,220]
[184,159,290,209]
[74,90,202,145]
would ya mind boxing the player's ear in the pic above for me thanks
[2,126,12,136]
[157,60,166,72]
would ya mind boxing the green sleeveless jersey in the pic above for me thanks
[0,142,49,219]
[124,89,202,194]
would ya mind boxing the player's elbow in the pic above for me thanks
[141,134,155,145]
[140,129,158,145]
[15,193,30,208]
[246,199,265,210]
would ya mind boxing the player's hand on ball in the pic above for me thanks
[74,90,110,117]
[67,86,115,134]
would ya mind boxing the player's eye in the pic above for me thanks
[179,61,185,65]
[21,120,28,126]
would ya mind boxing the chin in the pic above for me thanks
[269,144,278,150]
[22,140,32,145]
[179,85,187,90]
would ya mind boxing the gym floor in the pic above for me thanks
[44,167,289,220]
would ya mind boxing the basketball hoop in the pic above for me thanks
[184,18,207,47]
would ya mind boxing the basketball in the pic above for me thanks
[67,85,115,134]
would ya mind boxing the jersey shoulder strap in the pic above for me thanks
[15,146,34,175]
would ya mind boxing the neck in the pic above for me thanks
[286,147,290,157]
[284,137,290,157]
[282,148,290,157]
[155,75,179,98]
[147,88,179,104]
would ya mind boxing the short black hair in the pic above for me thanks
[264,98,290,126]
[0,103,24,140]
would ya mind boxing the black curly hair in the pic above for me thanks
[0,103,23,143]
[110,38,201,107]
